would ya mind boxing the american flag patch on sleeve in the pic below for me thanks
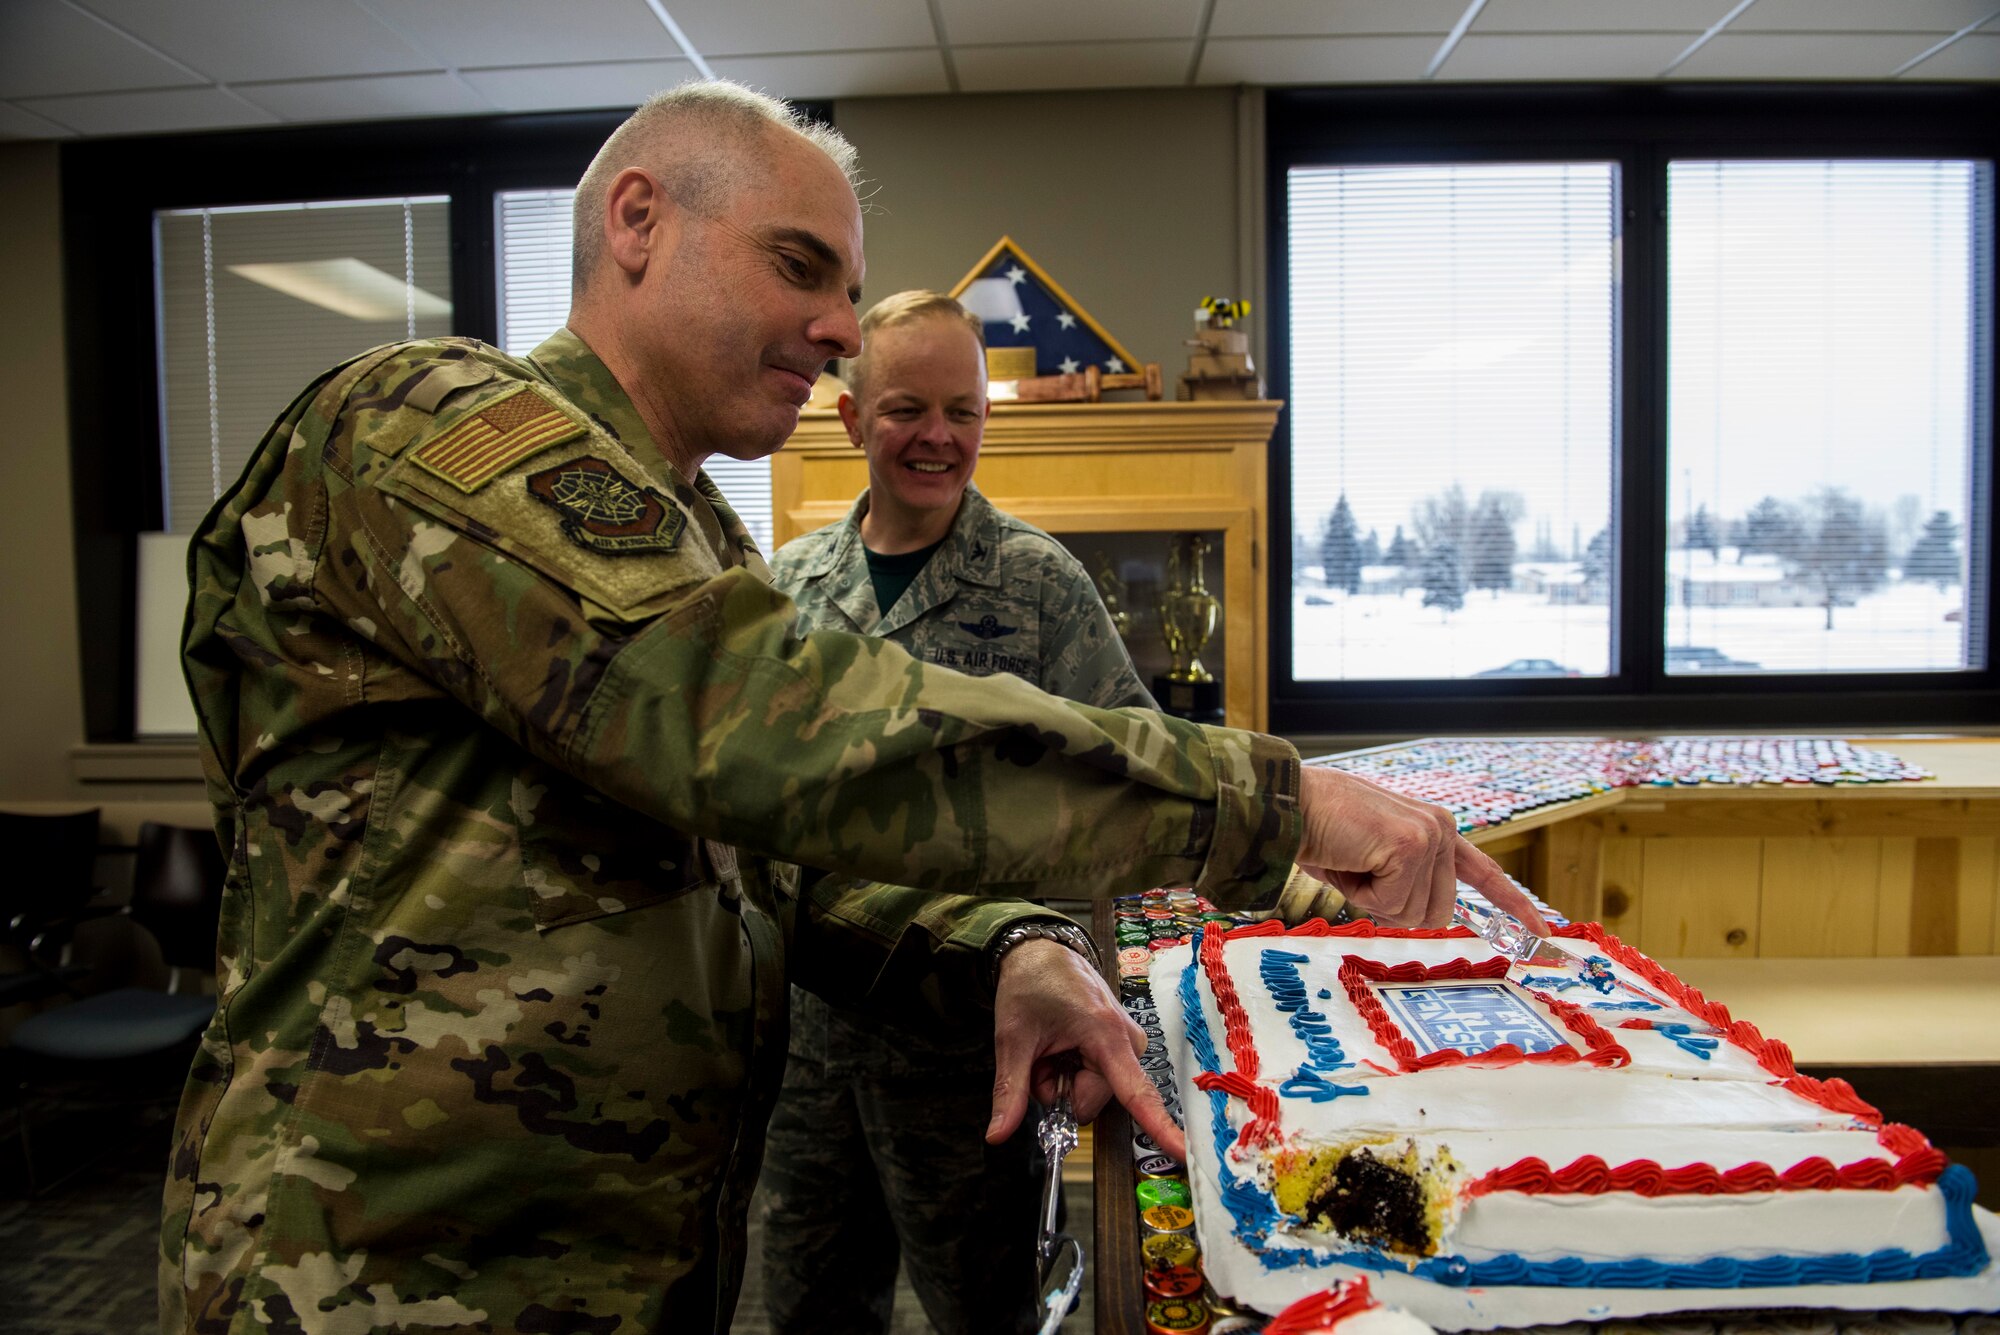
[409,384,585,493]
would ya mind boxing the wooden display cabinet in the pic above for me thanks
[771,400,1284,731]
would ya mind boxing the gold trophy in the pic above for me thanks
[1154,534,1223,721]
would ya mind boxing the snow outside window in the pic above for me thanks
[1287,162,1619,683]
[1665,159,1992,677]
[496,188,777,552]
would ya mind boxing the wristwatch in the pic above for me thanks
[986,919,1100,990]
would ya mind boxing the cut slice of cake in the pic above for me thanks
[1152,919,1998,1329]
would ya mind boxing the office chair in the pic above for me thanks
[6,822,225,1194]
[0,809,104,1010]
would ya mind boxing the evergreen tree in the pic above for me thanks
[1581,527,1612,603]
[1740,497,1799,557]
[1359,528,1383,568]
[1467,493,1519,595]
[1686,505,1721,558]
[1385,525,1420,568]
[1903,510,1961,588]
[1320,493,1362,593]
[1421,540,1467,618]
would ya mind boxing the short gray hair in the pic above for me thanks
[571,79,860,293]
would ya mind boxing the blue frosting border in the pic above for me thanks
[1176,925,1991,1290]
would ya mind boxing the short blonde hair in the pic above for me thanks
[845,290,986,405]
[572,80,859,293]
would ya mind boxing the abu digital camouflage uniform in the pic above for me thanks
[761,486,1156,1334]
[164,328,1302,1334]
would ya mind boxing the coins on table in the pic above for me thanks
[1144,1264,1204,1299]
[1116,888,1262,1328]
[1146,1297,1210,1334]
[1317,736,1928,834]
[1141,1231,1198,1270]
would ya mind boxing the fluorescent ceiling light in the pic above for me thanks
[227,258,452,321]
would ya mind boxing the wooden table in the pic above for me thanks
[1454,737,2000,958]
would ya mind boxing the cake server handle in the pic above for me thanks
[1036,1064,1078,1258]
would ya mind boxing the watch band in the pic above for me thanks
[987,919,1100,991]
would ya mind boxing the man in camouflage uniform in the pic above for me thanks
[762,291,1156,1333]
[164,81,1541,1334]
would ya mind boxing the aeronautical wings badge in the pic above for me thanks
[526,456,684,556]
[958,614,1018,640]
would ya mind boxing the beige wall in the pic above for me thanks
[0,143,212,827]
[0,144,88,804]
[833,88,1249,377]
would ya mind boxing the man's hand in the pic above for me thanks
[988,937,1188,1163]
[1292,765,1549,934]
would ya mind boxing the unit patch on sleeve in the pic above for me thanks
[526,456,685,556]
[410,384,585,493]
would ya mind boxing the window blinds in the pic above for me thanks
[1666,159,1991,676]
[1286,162,1620,683]
[156,197,452,533]
[495,188,778,553]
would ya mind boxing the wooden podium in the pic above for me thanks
[771,400,1284,731]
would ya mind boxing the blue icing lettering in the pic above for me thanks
[1646,1022,1719,1060]
[1259,946,1357,1093]
[1280,1068,1371,1102]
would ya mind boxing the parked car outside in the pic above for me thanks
[1473,658,1581,678]
[1665,645,1762,672]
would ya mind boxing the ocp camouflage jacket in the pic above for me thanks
[163,328,1301,1333]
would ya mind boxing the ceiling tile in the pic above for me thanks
[1208,0,1467,38]
[1440,32,1697,79]
[953,39,1193,91]
[675,0,935,57]
[0,0,204,99]
[351,0,681,70]
[235,72,492,123]
[1474,0,1732,33]
[1729,0,2000,33]
[706,49,948,100]
[937,0,1205,47]
[1669,32,1937,78]
[461,59,696,113]
[1196,35,1439,83]
[15,86,278,136]
[71,0,435,82]
[0,99,78,139]
[1899,30,2000,76]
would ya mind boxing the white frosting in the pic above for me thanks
[1150,928,1995,1327]
[1338,1308,1438,1335]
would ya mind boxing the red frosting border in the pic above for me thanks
[1554,922,1885,1122]
[1262,1277,1379,1335]
[1185,917,1947,1200]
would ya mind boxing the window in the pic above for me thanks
[155,197,452,532]
[494,187,778,551]
[1269,86,1999,733]
[1665,159,1991,677]
[1287,162,1618,683]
